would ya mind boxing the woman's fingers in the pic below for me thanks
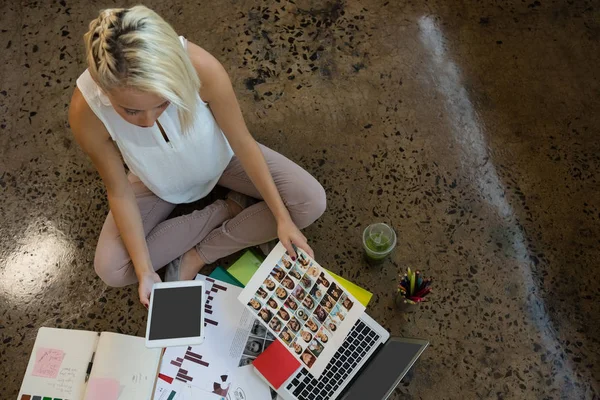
[282,238,297,260]
[294,235,314,259]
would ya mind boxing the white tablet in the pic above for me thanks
[145,280,205,348]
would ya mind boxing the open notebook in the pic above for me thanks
[18,327,162,400]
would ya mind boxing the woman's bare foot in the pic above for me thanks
[178,195,247,280]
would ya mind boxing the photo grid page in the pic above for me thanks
[241,244,365,377]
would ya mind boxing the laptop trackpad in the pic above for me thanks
[341,339,427,400]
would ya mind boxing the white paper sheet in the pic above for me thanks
[154,275,255,399]
[238,243,366,377]
[85,332,161,400]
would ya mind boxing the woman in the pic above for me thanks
[301,351,316,367]
[302,296,315,310]
[300,276,313,289]
[281,277,295,290]
[292,286,306,301]
[69,5,326,306]
[314,306,327,322]
[301,330,313,343]
[259,308,273,323]
[267,298,278,309]
[320,296,334,312]
[288,318,300,332]
[289,269,302,280]
[276,287,288,300]
[317,330,329,343]
[264,279,276,291]
[269,317,282,332]
[306,319,318,333]
[271,268,286,282]
[277,308,290,321]
[280,329,293,344]
[293,342,303,355]
[248,298,261,311]
[285,297,298,311]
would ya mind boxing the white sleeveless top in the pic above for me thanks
[76,36,233,204]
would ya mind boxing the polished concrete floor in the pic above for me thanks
[1,0,599,399]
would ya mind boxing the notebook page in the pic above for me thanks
[84,332,161,400]
[17,327,99,399]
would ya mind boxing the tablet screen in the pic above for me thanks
[149,286,203,340]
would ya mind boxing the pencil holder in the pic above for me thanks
[395,267,432,311]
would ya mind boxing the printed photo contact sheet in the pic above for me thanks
[238,243,365,377]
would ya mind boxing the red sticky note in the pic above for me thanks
[85,377,120,400]
[253,341,301,389]
[32,348,65,379]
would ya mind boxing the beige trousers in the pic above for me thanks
[94,144,326,287]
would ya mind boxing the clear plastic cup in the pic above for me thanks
[363,223,397,264]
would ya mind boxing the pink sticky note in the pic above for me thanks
[85,377,120,400]
[31,348,65,379]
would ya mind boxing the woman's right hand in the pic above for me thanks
[138,271,162,308]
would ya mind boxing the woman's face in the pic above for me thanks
[107,87,170,128]
[301,353,314,365]
[276,288,287,299]
[302,331,311,342]
[266,281,275,290]
[283,278,294,289]
[294,343,302,354]
[249,299,260,310]
[248,341,261,352]
[270,319,281,330]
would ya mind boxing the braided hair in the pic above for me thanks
[83,6,200,132]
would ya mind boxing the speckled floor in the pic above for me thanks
[1,0,599,399]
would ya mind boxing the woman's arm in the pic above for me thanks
[187,42,312,258]
[69,88,160,306]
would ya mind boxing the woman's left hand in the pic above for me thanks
[277,218,314,260]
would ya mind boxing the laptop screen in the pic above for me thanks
[342,339,427,400]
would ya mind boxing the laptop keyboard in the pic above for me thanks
[285,319,381,400]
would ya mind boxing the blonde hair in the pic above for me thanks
[84,5,199,132]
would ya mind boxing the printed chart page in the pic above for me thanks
[238,242,366,377]
[17,327,99,400]
[155,276,255,400]
[84,332,161,400]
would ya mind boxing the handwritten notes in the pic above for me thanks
[85,377,120,400]
[32,348,65,379]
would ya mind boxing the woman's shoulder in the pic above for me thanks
[69,87,111,148]
[185,41,231,102]
[186,41,222,75]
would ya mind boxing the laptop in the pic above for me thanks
[277,313,428,400]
